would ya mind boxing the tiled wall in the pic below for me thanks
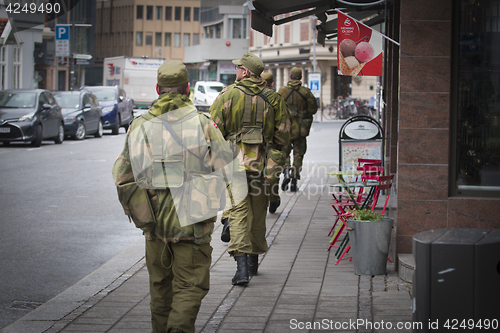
[396,0,500,254]
[397,0,452,253]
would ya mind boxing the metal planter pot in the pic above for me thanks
[346,217,394,275]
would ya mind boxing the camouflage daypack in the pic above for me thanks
[285,87,313,138]
[231,86,284,183]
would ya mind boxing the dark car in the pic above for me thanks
[53,91,103,140]
[0,89,64,147]
[82,86,133,135]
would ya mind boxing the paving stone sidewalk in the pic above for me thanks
[3,169,413,333]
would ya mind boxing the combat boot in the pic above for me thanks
[281,168,291,191]
[290,179,297,192]
[220,218,230,243]
[232,254,249,285]
[248,254,259,276]
[269,199,280,214]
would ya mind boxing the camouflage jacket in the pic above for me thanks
[278,80,318,118]
[209,77,290,173]
[112,93,233,244]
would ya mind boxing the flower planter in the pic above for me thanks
[346,217,394,275]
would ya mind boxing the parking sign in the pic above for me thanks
[308,72,321,98]
[55,25,70,57]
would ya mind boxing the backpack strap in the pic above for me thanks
[235,86,266,128]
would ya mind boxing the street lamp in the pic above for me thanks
[153,47,162,58]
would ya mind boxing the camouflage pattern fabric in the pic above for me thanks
[112,93,236,244]
[210,77,290,175]
[278,80,317,180]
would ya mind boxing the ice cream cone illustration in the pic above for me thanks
[338,40,374,76]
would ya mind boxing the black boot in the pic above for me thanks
[232,254,249,285]
[290,179,297,192]
[248,254,259,276]
[220,218,230,243]
[281,168,291,191]
[269,199,280,214]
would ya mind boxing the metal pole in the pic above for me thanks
[55,57,58,90]
[312,17,316,72]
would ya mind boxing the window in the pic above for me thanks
[165,6,172,20]
[156,6,162,20]
[184,33,190,47]
[230,18,247,39]
[452,0,500,197]
[193,7,199,21]
[146,6,153,20]
[165,32,171,46]
[184,7,191,21]
[136,32,143,46]
[193,33,200,45]
[174,33,181,47]
[205,23,222,39]
[175,7,181,21]
[155,32,162,46]
[136,5,143,19]
[145,34,153,45]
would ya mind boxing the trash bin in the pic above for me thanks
[346,217,393,275]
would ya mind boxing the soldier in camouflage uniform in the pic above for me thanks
[210,53,290,285]
[112,60,233,333]
[261,72,290,213]
[278,67,318,192]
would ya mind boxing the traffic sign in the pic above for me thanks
[55,24,70,57]
[308,72,321,98]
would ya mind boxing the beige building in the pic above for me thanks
[96,0,202,71]
[249,12,378,108]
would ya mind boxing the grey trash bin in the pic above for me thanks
[347,217,393,275]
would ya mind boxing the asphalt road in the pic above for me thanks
[0,127,142,329]
[0,117,344,330]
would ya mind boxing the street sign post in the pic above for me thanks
[55,25,70,57]
[308,72,321,98]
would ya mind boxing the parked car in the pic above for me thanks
[0,89,64,147]
[81,86,133,135]
[192,81,225,107]
[53,91,103,140]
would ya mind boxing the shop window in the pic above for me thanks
[452,0,500,197]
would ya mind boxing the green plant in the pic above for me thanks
[348,209,384,221]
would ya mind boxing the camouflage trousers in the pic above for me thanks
[224,174,269,257]
[285,137,308,179]
[268,177,280,204]
[146,239,212,333]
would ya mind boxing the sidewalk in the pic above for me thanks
[2,168,412,333]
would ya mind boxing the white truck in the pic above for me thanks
[103,56,165,108]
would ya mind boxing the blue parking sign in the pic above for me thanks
[55,25,70,57]
[308,72,321,98]
[55,25,70,40]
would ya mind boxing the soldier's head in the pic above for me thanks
[156,60,190,96]
[232,52,264,81]
[261,72,274,89]
[290,67,302,81]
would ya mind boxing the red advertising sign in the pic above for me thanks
[337,12,383,76]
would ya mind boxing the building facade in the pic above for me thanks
[183,0,249,87]
[96,0,202,84]
[249,11,378,106]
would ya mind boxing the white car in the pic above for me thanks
[192,81,225,107]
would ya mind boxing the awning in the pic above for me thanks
[250,0,387,46]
